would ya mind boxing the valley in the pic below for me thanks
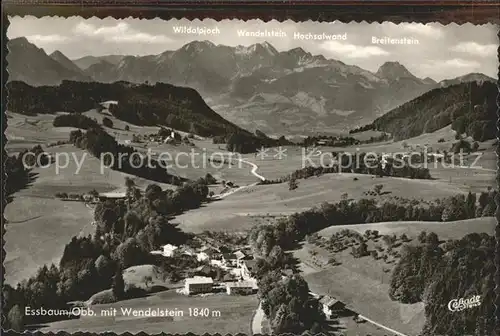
[4,18,498,336]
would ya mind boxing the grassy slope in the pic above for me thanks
[40,290,258,334]
[4,111,175,285]
[4,197,94,285]
[173,172,471,233]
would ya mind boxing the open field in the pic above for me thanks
[4,144,172,285]
[317,216,497,240]
[6,112,76,153]
[4,197,94,284]
[293,217,496,336]
[39,290,258,334]
[173,172,478,233]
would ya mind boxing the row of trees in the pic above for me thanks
[390,232,496,336]
[53,114,101,130]
[260,152,432,186]
[248,189,496,255]
[248,234,327,334]
[4,145,49,198]
[349,124,374,134]
[301,135,360,147]
[94,177,209,239]
[224,131,291,154]
[68,127,185,185]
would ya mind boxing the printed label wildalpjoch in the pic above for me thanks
[3,17,498,336]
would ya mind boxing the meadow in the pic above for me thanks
[39,290,258,334]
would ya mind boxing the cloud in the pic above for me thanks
[73,22,173,44]
[74,22,129,36]
[25,34,68,43]
[450,42,497,57]
[442,58,481,68]
[421,58,481,74]
[398,23,443,37]
[320,41,389,59]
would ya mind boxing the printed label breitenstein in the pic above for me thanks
[447,295,481,312]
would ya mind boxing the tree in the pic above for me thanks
[102,117,114,128]
[204,173,217,184]
[465,192,477,218]
[418,231,427,244]
[113,237,147,269]
[7,304,24,331]
[425,232,439,247]
[94,254,114,281]
[125,125,130,131]
[112,268,125,299]
[472,141,479,151]
[145,184,163,203]
[288,177,298,191]
[374,184,384,195]
[143,275,153,288]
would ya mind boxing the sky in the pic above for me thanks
[7,16,498,81]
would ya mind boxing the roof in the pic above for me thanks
[223,253,237,260]
[320,296,344,308]
[185,276,213,285]
[226,280,257,288]
[99,191,127,198]
[200,246,220,255]
[234,251,246,259]
[243,259,258,271]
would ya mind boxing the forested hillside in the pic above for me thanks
[6,80,243,137]
[371,81,497,141]
[390,232,496,336]
[6,80,284,152]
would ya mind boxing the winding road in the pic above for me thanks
[251,302,265,335]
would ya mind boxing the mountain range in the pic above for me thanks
[7,37,496,135]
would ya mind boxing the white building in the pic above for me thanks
[226,280,258,295]
[241,260,258,281]
[162,244,178,257]
[184,276,214,295]
[197,252,210,262]
[319,296,346,319]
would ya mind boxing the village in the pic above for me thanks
[149,242,260,296]
[147,240,361,326]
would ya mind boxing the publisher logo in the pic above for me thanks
[447,295,481,312]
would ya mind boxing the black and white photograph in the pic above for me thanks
[3,17,498,336]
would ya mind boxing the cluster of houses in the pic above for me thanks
[147,130,181,145]
[151,244,259,296]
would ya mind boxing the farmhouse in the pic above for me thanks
[320,296,346,319]
[226,280,258,295]
[200,246,221,258]
[162,244,178,257]
[222,253,238,267]
[184,276,214,295]
[98,191,127,201]
[241,259,259,280]
[197,246,221,262]
[234,250,251,266]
